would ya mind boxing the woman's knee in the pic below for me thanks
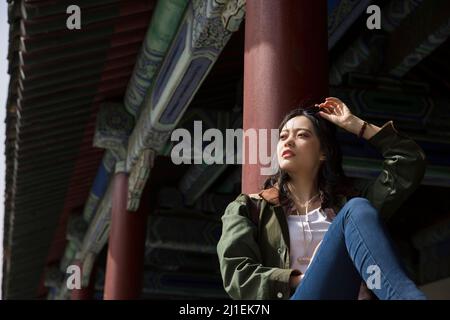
[345,197,371,208]
[341,197,378,223]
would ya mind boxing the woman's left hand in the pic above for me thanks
[316,97,355,130]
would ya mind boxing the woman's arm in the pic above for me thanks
[353,120,426,221]
[318,97,426,222]
[341,114,381,140]
[217,194,299,299]
[318,97,382,140]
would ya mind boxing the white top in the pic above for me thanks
[287,207,331,274]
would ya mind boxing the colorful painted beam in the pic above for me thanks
[170,107,242,205]
[45,152,116,296]
[82,150,117,223]
[329,0,424,85]
[124,0,189,118]
[330,76,432,130]
[74,104,134,286]
[41,1,188,296]
[126,0,245,211]
[330,78,450,186]
[328,0,372,49]
[52,104,134,293]
[77,181,113,287]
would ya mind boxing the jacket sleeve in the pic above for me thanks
[357,120,427,221]
[216,194,298,300]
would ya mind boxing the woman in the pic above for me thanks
[217,97,427,300]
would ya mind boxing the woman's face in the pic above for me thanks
[277,115,325,175]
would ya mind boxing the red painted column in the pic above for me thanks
[71,260,97,300]
[243,0,329,193]
[103,172,148,300]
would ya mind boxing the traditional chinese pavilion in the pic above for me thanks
[3,0,450,299]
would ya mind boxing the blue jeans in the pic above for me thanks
[290,197,427,300]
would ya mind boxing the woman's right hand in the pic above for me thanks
[289,273,305,289]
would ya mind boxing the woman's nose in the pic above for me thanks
[284,136,295,147]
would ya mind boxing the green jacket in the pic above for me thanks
[217,121,426,300]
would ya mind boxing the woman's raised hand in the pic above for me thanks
[316,97,355,131]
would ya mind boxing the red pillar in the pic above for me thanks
[243,0,329,193]
[103,172,148,300]
[70,260,97,300]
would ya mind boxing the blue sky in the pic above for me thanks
[1,0,10,299]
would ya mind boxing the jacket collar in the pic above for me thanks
[257,184,340,220]
[257,185,298,215]
[258,186,281,205]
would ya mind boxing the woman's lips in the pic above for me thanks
[281,150,296,158]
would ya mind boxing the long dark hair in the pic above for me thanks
[262,104,357,213]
